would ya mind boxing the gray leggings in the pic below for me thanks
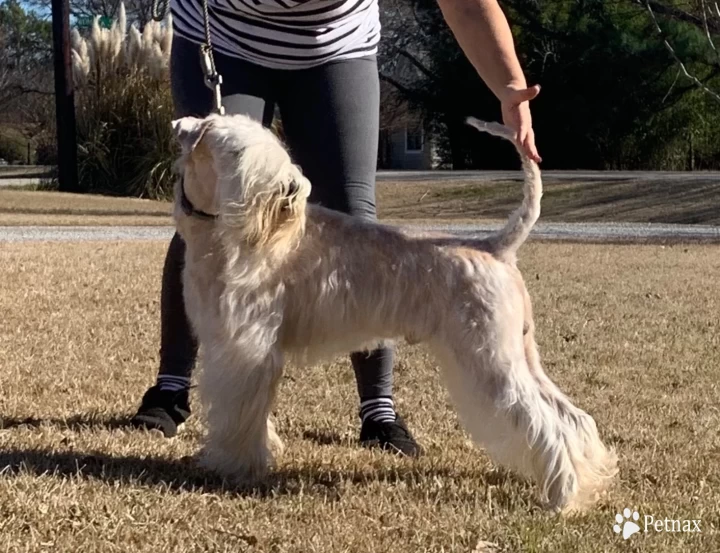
[159,36,394,400]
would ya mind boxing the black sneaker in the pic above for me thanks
[130,385,191,438]
[359,414,423,457]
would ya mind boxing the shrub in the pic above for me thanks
[71,5,175,198]
[34,133,58,165]
[0,127,30,164]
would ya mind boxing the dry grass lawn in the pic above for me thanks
[4,175,720,226]
[376,177,720,225]
[1,241,719,552]
[0,190,171,226]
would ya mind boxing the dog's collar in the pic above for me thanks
[180,178,218,221]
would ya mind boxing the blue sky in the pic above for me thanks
[18,0,52,19]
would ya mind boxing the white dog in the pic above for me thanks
[170,113,617,512]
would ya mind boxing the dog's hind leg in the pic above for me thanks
[198,344,284,484]
[429,289,601,512]
[520,288,618,511]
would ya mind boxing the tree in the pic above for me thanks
[0,0,53,112]
[26,0,158,27]
[378,0,720,169]
[0,0,55,156]
[379,0,496,168]
[637,0,720,104]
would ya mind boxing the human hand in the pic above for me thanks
[500,84,542,163]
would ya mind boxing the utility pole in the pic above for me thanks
[51,0,80,192]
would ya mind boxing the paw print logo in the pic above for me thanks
[613,508,641,540]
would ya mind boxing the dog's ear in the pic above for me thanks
[171,117,213,154]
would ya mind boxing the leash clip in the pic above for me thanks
[200,45,225,116]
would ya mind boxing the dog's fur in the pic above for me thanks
[170,113,618,513]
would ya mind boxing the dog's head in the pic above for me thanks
[171,114,311,250]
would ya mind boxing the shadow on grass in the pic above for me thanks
[0,447,227,491]
[0,446,517,495]
[0,446,526,510]
[0,415,524,508]
[300,428,348,446]
[2,415,352,448]
[0,413,133,432]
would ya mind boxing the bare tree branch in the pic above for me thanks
[662,67,681,102]
[701,0,720,63]
[15,86,54,96]
[645,0,720,104]
[393,47,440,82]
[379,73,417,99]
[639,0,720,33]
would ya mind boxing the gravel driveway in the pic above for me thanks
[2,222,719,243]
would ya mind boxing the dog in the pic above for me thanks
[169,113,618,513]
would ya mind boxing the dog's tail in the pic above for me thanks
[465,117,542,263]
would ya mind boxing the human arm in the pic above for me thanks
[436,0,541,161]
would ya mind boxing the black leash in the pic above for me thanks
[152,0,224,220]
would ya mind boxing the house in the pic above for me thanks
[377,81,439,170]
[379,117,434,170]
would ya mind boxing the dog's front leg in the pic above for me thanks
[198,345,284,485]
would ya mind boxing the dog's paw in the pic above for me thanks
[199,445,271,484]
[267,418,285,456]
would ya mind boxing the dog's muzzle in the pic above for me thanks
[180,178,218,221]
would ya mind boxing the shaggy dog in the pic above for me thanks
[170,113,618,513]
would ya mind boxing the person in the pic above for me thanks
[130,0,541,455]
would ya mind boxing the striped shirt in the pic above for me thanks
[171,0,381,70]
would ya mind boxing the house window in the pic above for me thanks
[405,125,424,153]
